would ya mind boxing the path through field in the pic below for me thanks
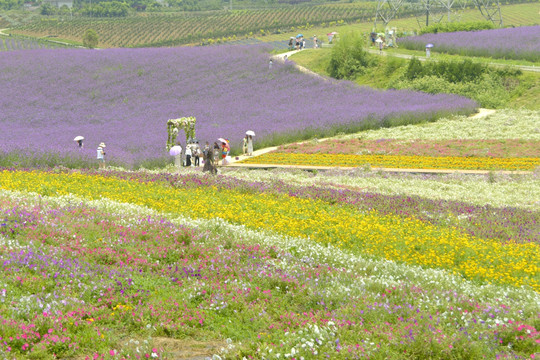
[366,48,540,72]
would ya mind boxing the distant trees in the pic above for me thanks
[83,28,98,48]
[81,1,130,17]
[0,0,23,10]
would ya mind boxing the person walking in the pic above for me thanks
[192,143,201,167]
[313,35,318,48]
[97,142,106,169]
[185,145,192,167]
[242,135,248,155]
[202,142,217,174]
[247,135,253,156]
[221,141,230,165]
[269,59,273,69]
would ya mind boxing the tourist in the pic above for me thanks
[192,143,201,167]
[221,141,230,165]
[288,37,294,50]
[247,135,253,156]
[185,144,192,167]
[269,59,273,69]
[97,142,106,169]
[426,46,431,58]
[203,142,217,174]
[242,135,248,155]
[313,35,318,48]
[213,142,221,165]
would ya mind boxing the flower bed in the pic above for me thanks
[277,139,540,158]
[0,184,539,359]
[1,169,538,291]
[239,152,540,171]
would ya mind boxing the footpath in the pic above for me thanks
[366,48,540,73]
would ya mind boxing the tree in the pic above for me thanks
[83,29,98,48]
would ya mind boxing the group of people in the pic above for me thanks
[74,137,108,169]
[77,132,255,173]
[370,28,398,53]
[173,134,254,175]
[288,35,319,51]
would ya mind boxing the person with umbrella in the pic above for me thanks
[376,36,384,54]
[169,142,183,172]
[425,43,433,58]
[74,136,84,149]
[219,138,230,165]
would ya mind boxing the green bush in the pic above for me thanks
[404,57,425,80]
[405,58,486,83]
[391,73,511,108]
[327,31,373,80]
[419,21,495,35]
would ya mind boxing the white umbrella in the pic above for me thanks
[73,136,84,141]
[426,43,434,48]
[246,130,255,136]
[375,38,383,43]
[169,145,182,156]
[217,138,228,144]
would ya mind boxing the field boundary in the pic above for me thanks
[225,162,532,175]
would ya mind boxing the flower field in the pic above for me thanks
[398,25,540,62]
[0,167,539,359]
[241,109,540,171]
[239,152,540,170]
[0,45,476,169]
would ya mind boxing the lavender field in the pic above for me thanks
[0,45,476,168]
[398,26,540,62]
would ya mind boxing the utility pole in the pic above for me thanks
[425,0,430,26]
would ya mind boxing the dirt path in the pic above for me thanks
[271,50,326,79]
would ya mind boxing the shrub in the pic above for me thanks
[83,29,98,49]
[327,31,373,80]
[419,21,495,35]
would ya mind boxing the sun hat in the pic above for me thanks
[99,142,106,147]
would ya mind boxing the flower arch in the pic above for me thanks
[166,117,196,150]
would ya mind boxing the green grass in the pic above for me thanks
[290,46,540,110]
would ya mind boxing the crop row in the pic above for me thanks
[13,3,376,47]
[277,139,540,158]
[1,169,538,290]
[0,36,68,51]
[398,25,540,62]
[1,187,538,359]
[240,152,540,171]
